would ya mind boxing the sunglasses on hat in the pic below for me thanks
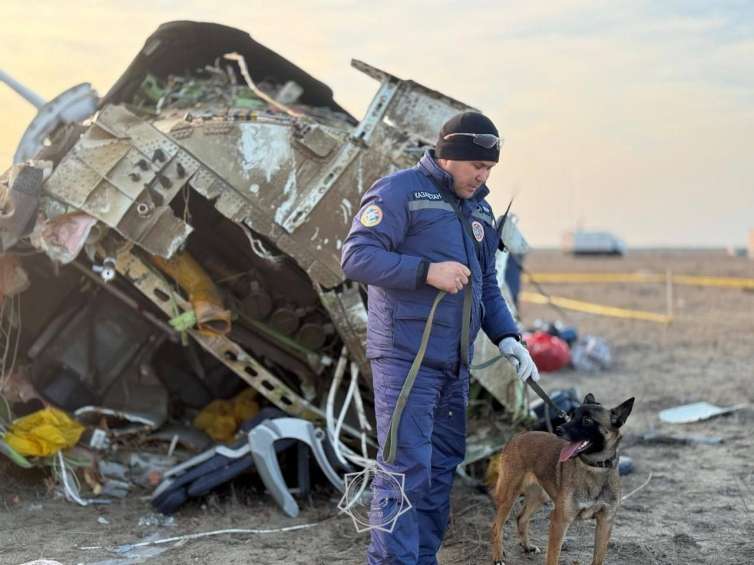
[442,132,502,150]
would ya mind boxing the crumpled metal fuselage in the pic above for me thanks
[5,23,527,434]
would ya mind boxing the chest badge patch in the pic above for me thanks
[360,204,383,227]
[471,220,485,242]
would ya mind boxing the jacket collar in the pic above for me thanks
[418,150,490,202]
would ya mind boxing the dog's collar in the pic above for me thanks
[578,453,618,469]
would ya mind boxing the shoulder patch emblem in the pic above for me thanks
[471,220,485,242]
[360,204,383,227]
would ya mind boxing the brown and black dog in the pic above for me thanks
[491,393,634,565]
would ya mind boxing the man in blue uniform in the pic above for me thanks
[341,111,539,564]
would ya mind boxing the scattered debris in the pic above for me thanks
[84,532,173,564]
[637,431,725,445]
[148,424,212,452]
[249,417,344,517]
[193,387,259,442]
[129,452,178,488]
[529,388,581,432]
[618,455,634,476]
[659,401,744,424]
[54,451,111,507]
[98,460,128,481]
[75,406,165,438]
[571,335,613,372]
[138,513,176,528]
[4,407,84,457]
[525,331,571,373]
[530,319,578,346]
[100,480,130,499]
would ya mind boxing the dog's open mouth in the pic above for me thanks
[559,440,591,462]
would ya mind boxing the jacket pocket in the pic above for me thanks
[392,301,459,367]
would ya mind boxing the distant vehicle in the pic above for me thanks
[562,230,626,256]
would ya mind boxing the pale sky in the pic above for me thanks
[2,1,753,247]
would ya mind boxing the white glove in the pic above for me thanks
[499,337,540,383]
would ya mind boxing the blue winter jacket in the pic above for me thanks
[341,151,519,371]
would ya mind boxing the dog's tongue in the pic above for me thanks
[559,440,590,462]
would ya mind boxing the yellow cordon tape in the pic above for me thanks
[524,273,754,289]
[670,274,754,289]
[520,291,673,324]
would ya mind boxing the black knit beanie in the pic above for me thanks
[435,111,501,162]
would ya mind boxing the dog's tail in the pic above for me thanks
[486,452,507,498]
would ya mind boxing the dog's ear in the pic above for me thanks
[583,393,597,405]
[610,397,635,428]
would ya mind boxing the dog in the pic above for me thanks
[491,393,634,565]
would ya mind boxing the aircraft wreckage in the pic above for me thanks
[0,22,528,512]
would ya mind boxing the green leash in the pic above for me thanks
[469,353,505,371]
[383,285,472,465]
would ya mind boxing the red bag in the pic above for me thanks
[525,331,571,372]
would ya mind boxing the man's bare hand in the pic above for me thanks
[426,261,471,294]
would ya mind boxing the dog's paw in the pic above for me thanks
[519,542,541,554]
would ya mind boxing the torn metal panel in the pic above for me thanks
[29,212,97,264]
[268,61,475,287]
[75,405,166,434]
[42,105,198,257]
[500,214,529,255]
[9,79,98,164]
[470,251,525,417]
[279,72,400,233]
[0,163,44,251]
[156,112,352,288]
[352,60,473,145]
[296,122,339,158]
[471,335,522,413]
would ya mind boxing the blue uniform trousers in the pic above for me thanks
[367,357,468,565]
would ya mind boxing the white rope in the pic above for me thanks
[333,362,358,459]
[223,52,303,118]
[621,472,653,502]
[351,362,372,460]
[54,451,111,507]
[325,348,349,467]
[80,521,325,552]
[56,451,89,507]
[325,350,377,468]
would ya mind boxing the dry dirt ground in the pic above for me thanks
[1,249,753,565]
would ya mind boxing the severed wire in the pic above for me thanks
[239,223,285,264]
